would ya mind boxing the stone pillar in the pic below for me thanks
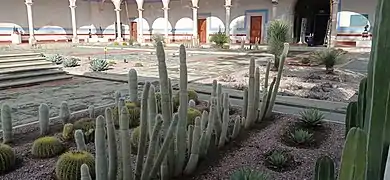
[225,5,231,37]
[138,8,144,43]
[271,0,278,19]
[329,0,339,47]
[298,18,307,44]
[25,0,35,44]
[112,0,123,42]
[192,6,198,46]
[69,0,78,43]
[163,7,169,43]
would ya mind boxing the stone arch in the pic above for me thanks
[151,17,172,34]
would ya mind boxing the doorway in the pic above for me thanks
[293,0,330,46]
[198,19,207,43]
[130,22,137,40]
[250,16,262,44]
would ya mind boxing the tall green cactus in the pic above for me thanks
[81,164,92,180]
[115,91,121,107]
[105,108,117,180]
[184,115,201,175]
[345,102,358,137]
[74,129,87,151]
[148,85,158,138]
[254,67,260,121]
[244,58,256,129]
[95,115,108,180]
[128,69,138,103]
[1,104,12,143]
[259,77,276,121]
[339,127,367,180]
[242,88,248,119]
[59,101,71,124]
[314,156,335,180]
[39,103,50,136]
[357,77,367,130]
[231,116,241,139]
[135,82,151,180]
[175,44,189,176]
[200,111,208,131]
[187,125,194,152]
[218,93,230,148]
[120,106,133,180]
[200,98,216,157]
[88,105,95,119]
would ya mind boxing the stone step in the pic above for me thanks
[0,74,72,90]
[0,53,41,60]
[0,61,53,69]
[0,64,60,74]
[0,69,66,81]
[0,57,46,64]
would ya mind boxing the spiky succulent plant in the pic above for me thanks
[266,150,289,169]
[48,54,64,64]
[0,143,16,174]
[63,57,80,67]
[299,108,325,127]
[112,102,141,128]
[89,58,109,71]
[230,168,269,180]
[31,136,64,158]
[73,118,96,143]
[187,108,202,126]
[289,129,314,145]
[55,151,95,180]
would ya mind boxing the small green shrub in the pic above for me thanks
[187,108,202,126]
[0,143,16,174]
[230,168,269,180]
[289,129,314,145]
[112,102,141,128]
[210,30,229,48]
[312,48,345,73]
[73,118,95,143]
[90,58,109,72]
[266,150,289,170]
[108,60,117,66]
[62,123,74,141]
[48,54,64,65]
[122,42,128,46]
[55,151,95,180]
[113,42,120,46]
[31,136,64,158]
[299,108,325,127]
[63,57,79,67]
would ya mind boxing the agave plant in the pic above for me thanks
[63,57,79,67]
[299,108,325,127]
[266,150,288,169]
[312,48,345,73]
[267,20,290,70]
[48,54,64,65]
[230,168,269,180]
[89,58,109,72]
[289,129,314,145]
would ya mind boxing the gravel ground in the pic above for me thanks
[187,114,344,180]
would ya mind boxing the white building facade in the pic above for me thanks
[0,0,377,46]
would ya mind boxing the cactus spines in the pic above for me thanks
[74,129,87,151]
[218,93,230,148]
[39,103,50,136]
[128,68,138,103]
[62,123,74,140]
[254,67,261,121]
[148,85,158,138]
[184,115,201,175]
[242,88,248,119]
[0,143,16,174]
[187,124,194,151]
[95,115,108,180]
[339,127,367,180]
[120,106,133,180]
[59,101,71,124]
[200,111,208,131]
[81,164,92,180]
[189,99,196,108]
[245,57,256,129]
[31,136,64,158]
[314,156,335,180]
[200,99,216,157]
[141,115,163,180]
[1,104,12,143]
[88,105,95,119]
[114,91,121,107]
[55,151,95,180]
[105,108,117,180]
[135,81,151,180]
[231,116,241,139]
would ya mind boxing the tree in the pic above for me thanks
[267,20,291,70]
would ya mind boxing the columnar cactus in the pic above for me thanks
[218,93,230,148]
[314,156,335,180]
[244,58,256,129]
[128,69,138,103]
[120,106,133,180]
[95,115,108,180]
[357,77,367,130]
[74,129,87,151]
[105,108,117,180]
[231,116,241,139]
[345,102,358,137]
[214,84,223,140]
[148,85,158,138]
[242,88,248,119]
[254,67,260,120]
[1,104,12,143]
[114,91,121,107]
[188,99,196,108]
[88,105,95,119]
[200,111,208,131]
[187,124,194,151]
[258,77,276,121]
[39,103,50,136]
[62,123,74,140]
[200,98,216,157]
[81,164,92,180]
[59,101,71,124]
[184,116,201,175]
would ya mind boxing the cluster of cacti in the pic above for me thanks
[314,1,390,179]
[174,89,199,107]
[55,151,95,180]
[112,102,141,128]
[39,103,50,136]
[48,54,64,64]
[73,118,96,143]
[1,104,13,143]
[31,136,64,158]
[243,43,290,129]
[187,108,202,125]
[0,143,16,174]
[62,123,74,140]
[63,57,80,67]
[89,58,109,72]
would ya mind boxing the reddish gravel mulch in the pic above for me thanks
[185,114,345,180]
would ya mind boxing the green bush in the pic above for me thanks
[31,136,64,158]
[289,129,314,145]
[73,118,95,143]
[113,42,120,46]
[55,151,95,180]
[90,58,109,72]
[299,108,325,127]
[0,143,16,174]
[210,30,229,48]
[112,102,141,128]
[63,57,79,67]
[187,108,202,126]
[266,150,289,170]
[230,168,269,180]
[312,48,345,73]
[48,54,64,65]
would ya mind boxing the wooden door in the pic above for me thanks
[198,19,207,43]
[131,22,137,40]
[250,16,262,43]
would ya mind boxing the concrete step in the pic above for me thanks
[0,64,61,74]
[0,74,72,90]
[0,57,47,64]
[0,69,66,81]
[0,53,41,60]
[0,60,53,69]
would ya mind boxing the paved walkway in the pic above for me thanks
[339,53,370,75]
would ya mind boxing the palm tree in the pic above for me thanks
[267,20,291,70]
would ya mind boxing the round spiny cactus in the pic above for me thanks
[55,151,95,180]
[130,126,149,155]
[113,102,141,128]
[0,143,16,174]
[174,89,199,107]
[31,136,64,158]
[187,108,202,126]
